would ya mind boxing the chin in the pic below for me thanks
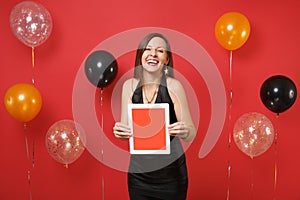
[143,65,163,73]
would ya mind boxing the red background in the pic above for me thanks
[1,0,300,199]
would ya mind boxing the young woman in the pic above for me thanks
[113,33,196,200]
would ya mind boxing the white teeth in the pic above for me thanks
[147,60,158,65]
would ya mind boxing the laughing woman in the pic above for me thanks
[113,33,196,200]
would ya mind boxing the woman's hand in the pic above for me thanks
[168,121,190,141]
[113,122,132,140]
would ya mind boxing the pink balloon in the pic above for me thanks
[46,120,86,166]
[233,112,274,158]
[10,1,53,47]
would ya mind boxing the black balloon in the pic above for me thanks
[84,50,118,89]
[260,75,297,114]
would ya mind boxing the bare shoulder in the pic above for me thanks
[123,78,139,93]
[166,77,184,92]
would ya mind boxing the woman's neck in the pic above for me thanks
[142,71,163,85]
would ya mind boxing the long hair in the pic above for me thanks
[133,33,174,79]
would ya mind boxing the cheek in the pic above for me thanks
[160,55,168,64]
[141,53,147,63]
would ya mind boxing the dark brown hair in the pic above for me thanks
[133,33,174,78]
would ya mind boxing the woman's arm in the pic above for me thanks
[113,78,136,140]
[167,78,196,142]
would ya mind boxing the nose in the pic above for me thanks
[150,48,157,57]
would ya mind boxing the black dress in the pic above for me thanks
[128,74,188,200]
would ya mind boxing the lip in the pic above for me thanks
[146,59,159,66]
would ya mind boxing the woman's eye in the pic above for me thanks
[145,47,151,51]
[157,49,164,53]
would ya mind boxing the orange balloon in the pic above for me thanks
[4,83,42,122]
[215,12,251,50]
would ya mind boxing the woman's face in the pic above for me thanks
[141,37,169,74]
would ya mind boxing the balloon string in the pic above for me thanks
[100,88,104,200]
[229,50,232,84]
[32,140,35,168]
[226,113,232,200]
[273,126,278,198]
[250,157,254,200]
[102,176,105,200]
[226,50,233,200]
[24,123,30,160]
[229,50,233,106]
[100,88,104,109]
[32,47,35,68]
[226,160,231,200]
[100,89,104,161]
[24,123,33,199]
[27,170,33,200]
[274,162,277,192]
[24,123,35,168]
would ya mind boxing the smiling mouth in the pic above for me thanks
[146,59,159,66]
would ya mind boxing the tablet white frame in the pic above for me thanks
[128,103,170,154]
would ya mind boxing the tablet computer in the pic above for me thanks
[128,103,170,154]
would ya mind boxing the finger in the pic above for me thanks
[168,122,181,128]
[169,131,187,138]
[115,134,131,139]
[114,123,131,132]
[115,130,132,136]
[169,129,188,135]
[169,124,186,131]
[116,122,130,129]
[117,127,131,133]
[114,131,132,138]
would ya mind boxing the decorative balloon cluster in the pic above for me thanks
[4,1,88,167]
[4,0,53,123]
[215,12,297,158]
[4,1,119,166]
[4,4,297,164]
[232,75,297,158]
